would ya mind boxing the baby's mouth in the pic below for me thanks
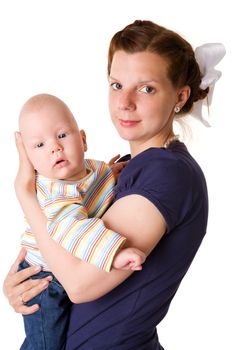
[54,159,68,168]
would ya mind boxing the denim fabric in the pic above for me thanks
[19,261,71,350]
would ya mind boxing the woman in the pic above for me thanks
[4,20,224,349]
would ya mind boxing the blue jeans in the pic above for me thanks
[18,261,72,350]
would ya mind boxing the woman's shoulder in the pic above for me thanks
[115,141,207,210]
[118,141,204,188]
[115,141,208,232]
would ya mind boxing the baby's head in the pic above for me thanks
[19,93,88,181]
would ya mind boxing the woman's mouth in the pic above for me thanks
[119,119,140,127]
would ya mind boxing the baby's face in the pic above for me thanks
[19,103,87,181]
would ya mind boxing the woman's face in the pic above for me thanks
[108,50,182,155]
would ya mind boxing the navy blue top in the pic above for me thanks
[66,141,208,350]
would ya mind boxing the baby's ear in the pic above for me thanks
[80,129,88,152]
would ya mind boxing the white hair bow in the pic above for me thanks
[191,43,226,126]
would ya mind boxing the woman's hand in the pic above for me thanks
[14,132,36,202]
[3,249,52,315]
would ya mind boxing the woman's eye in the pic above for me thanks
[111,82,122,90]
[58,133,66,139]
[139,86,155,94]
[36,142,44,148]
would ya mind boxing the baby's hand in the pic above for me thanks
[112,247,146,271]
[108,154,128,181]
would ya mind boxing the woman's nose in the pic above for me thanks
[118,91,136,111]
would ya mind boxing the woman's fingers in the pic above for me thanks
[3,249,28,298]
[14,132,36,197]
[3,250,40,293]
[3,249,52,315]
[16,303,40,316]
[5,270,52,315]
[15,132,29,163]
[9,277,52,315]
[14,132,34,175]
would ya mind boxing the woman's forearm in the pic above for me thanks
[19,193,131,303]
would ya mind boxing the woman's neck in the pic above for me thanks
[130,132,176,158]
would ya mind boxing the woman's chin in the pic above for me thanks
[116,130,137,142]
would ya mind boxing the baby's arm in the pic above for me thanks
[112,247,146,271]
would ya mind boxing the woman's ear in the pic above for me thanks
[80,129,88,152]
[177,85,191,107]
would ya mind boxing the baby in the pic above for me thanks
[17,93,146,349]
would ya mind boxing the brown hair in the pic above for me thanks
[108,20,209,114]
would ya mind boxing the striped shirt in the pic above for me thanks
[21,159,126,272]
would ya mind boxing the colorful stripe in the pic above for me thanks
[21,159,126,271]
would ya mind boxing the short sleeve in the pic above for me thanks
[115,149,195,232]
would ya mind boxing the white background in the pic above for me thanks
[0,1,232,349]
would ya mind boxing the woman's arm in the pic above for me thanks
[14,133,166,303]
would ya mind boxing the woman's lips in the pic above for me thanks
[119,119,140,127]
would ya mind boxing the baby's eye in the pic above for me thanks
[58,133,67,139]
[36,142,44,148]
[111,82,122,90]
[139,86,155,94]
